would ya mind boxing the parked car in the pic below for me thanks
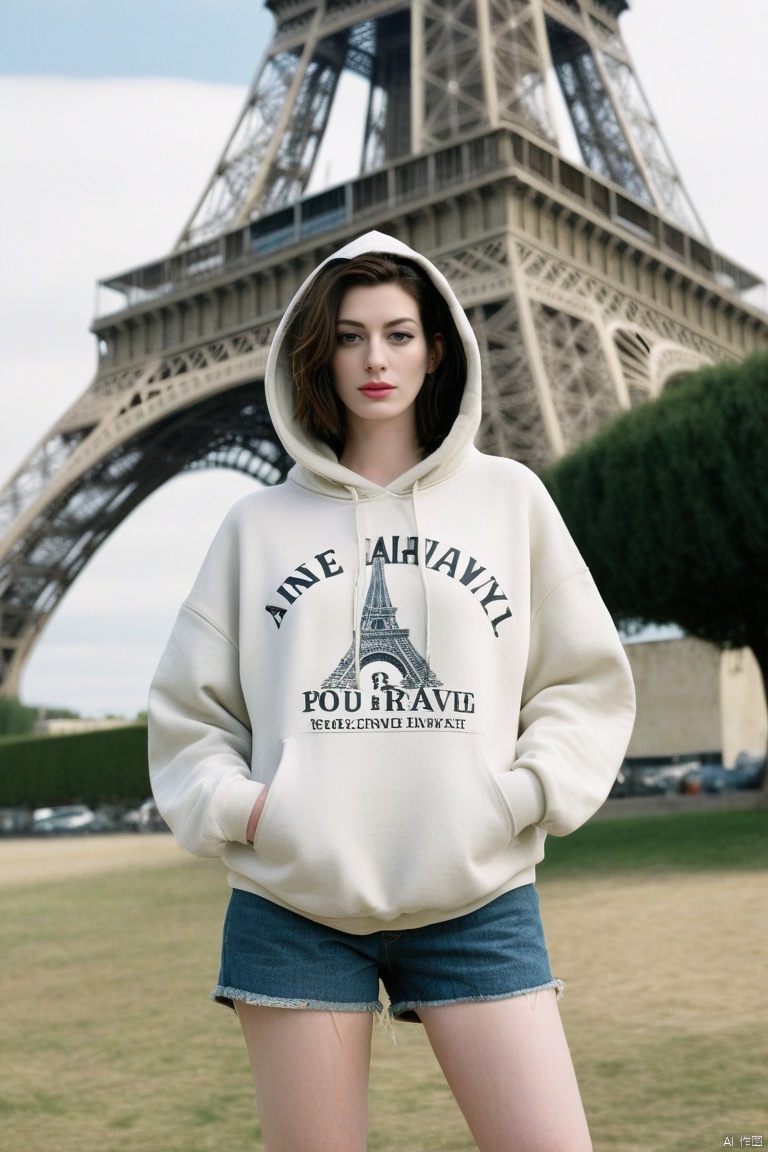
[123,798,169,833]
[679,764,726,794]
[729,752,765,789]
[31,804,96,834]
[637,761,696,795]
[89,806,121,833]
[680,754,765,794]
[0,807,32,835]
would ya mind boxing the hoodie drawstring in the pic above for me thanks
[347,485,366,690]
[411,479,432,680]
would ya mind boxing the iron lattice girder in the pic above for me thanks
[420,0,487,142]
[545,15,650,204]
[177,0,703,249]
[0,384,292,693]
[259,32,350,213]
[488,0,552,139]
[0,428,93,544]
[597,49,705,235]
[181,50,303,245]
[470,295,552,472]
[362,10,411,169]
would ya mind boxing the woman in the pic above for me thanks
[149,230,635,1152]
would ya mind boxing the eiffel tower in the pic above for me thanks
[323,556,441,689]
[1,0,767,698]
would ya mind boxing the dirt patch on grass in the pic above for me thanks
[0,833,192,887]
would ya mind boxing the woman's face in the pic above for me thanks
[331,283,442,434]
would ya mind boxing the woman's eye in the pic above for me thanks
[389,331,413,343]
[337,332,359,345]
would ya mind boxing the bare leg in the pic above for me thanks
[236,1003,373,1152]
[418,990,592,1152]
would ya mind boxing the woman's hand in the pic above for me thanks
[246,787,269,845]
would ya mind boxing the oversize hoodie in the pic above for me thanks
[148,231,636,934]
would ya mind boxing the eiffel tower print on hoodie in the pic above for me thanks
[323,555,441,690]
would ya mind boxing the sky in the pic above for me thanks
[0,0,766,717]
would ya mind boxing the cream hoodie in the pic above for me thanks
[148,231,636,933]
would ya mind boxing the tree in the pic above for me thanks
[543,352,768,706]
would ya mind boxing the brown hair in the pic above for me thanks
[286,252,467,457]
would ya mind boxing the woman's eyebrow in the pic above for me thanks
[336,317,418,328]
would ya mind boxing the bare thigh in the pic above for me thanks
[418,989,592,1152]
[236,1003,373,1152]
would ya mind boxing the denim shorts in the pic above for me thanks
[211,884,562,1022]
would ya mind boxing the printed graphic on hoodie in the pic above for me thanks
[302,556,476,732]
[324,556,440,689]
[264,536,513,635]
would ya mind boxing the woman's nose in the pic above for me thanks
[365,337,387,372]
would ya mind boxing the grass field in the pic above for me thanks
[1,810,766,1151]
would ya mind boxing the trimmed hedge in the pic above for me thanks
[0,697,37,737]
[0,726,150,807]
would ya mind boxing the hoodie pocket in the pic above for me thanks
[251,729,515,922]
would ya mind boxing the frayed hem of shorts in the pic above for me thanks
[388,977,565,1022]
[210,986,384,1014]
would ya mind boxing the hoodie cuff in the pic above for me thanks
[499,768,546,836]
[213,778,267,846]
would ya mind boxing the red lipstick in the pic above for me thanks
[359,382,395,398]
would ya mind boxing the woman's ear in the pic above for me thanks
[428,333,445,374]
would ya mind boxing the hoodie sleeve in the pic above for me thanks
[499,473,636,837]
[148,512,264,857]
[502,569,636,836]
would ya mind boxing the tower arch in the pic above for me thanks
[651,343,715,394]
[0,381,290,698]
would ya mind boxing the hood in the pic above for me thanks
[265,231,482,497]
